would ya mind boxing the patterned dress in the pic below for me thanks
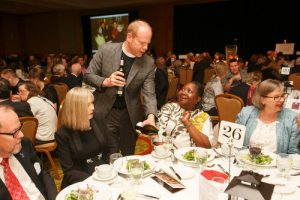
[157,102,214,148]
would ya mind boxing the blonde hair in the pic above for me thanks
[252,79,284,109]
[214,61,228,78]
[127,20,151,36]
[61,87,94,131]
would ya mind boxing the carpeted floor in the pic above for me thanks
[44,136,152,191]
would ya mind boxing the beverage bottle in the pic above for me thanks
[117,59,124,96]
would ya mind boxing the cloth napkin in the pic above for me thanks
[200,170,228,182]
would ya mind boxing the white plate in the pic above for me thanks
[92,170,117,182]
[214,147,237,157]
[174,147,215,167]
[237,149,277,167]
[173,165,196,179]
[151,151,171,159]
[56,181,111,200]
[274,184,297,194]
[114,155,156,175]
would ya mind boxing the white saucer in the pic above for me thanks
[92,170,117,182]
[151,151,171,159]
[274,184,297,194]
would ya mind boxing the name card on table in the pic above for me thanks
[218,120,246,148]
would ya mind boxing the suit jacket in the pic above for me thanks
[0,138,57,200]
[155,68,168,109]
[0,99,33,117]
[64,73,83,89]
[84,42,157,128]
[55,115,118,189]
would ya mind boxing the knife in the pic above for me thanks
[169,166,181,180]
[217,164,229,175]
[137,193,160,199]
[290,172,300,176]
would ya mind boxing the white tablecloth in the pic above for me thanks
[60,152,300,200]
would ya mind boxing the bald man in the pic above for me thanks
[85,20,157,155]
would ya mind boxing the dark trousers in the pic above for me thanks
[105,108,137,156]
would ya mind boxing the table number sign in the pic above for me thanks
[281,67,290,75]
[218,120,246,148]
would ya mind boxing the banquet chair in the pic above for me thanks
[52,82,69,105]
[288,73,300,90]
[19,116,38,145]
[57,99,64,129]
[166,77,179,102]
[186,69,193,83]
[215,93,244,123]
[35,141,60,179]
[203,67,214,84]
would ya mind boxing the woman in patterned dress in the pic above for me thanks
[157,81,214,148]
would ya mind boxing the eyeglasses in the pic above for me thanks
[0,124,23,138]
[263,93,288,102]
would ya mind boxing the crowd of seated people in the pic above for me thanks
[0,49,300,195]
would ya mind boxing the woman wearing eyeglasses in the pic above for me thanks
[236,79,300,154]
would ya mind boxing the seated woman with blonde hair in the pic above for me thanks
[157,81,214,148]
[55,87,117,189]
[236,79,300,154]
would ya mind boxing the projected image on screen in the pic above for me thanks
[90,13,129,53]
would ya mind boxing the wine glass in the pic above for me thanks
[249,143,262,160]
[162,136,173,153]
[109,153,123,187]
[277,153,292,179]
[109,153,123,170]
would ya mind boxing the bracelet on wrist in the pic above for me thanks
[186,123,192,129]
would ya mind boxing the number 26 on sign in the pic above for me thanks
[218,121,246,148]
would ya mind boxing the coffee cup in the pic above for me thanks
[292,154,300,169]
[95,164,113,179]
[154,145,168,157]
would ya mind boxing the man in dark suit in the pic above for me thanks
[64,62,83,89]
[85,20,157,155]
[0,105,57,200]
[155,57,168,109]
[0,77,33,117]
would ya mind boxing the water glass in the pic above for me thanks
[129,160,144,184]
[277,153,292,178]
[109,153,123,170]
[109,153,123,188]
[194,150,208,169]
[163,136,173,151]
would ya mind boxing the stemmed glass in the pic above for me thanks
[249,143,262,161]
[277,153,292,179]
[109,153,123,187]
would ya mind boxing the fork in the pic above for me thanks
[170,148,178,164]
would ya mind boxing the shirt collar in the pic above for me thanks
[122,43,135,58]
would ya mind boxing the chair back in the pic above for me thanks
[19,116,38,145]
[186,69,193,83]
[203,68,214,84]
[52,82,69,104]
[289,73,300,90]
[57,99,65,129]
[179,68,187,85]
[166,77,179,101]
[215,93,244,122]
